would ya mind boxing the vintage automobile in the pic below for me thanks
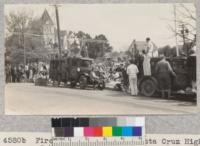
[136,55,196,99]
[49,57,105,90]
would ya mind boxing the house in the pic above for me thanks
[128,39,158,57]
[39,9,67,58]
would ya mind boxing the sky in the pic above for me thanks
[5,4,195,51]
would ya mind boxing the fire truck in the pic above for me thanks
[48,57,105,90]
[136,54,196,99]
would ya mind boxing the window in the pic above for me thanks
[80,60,91,67]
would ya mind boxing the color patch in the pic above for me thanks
[74,127,84,137]
[52,117,145,137]
[79,118,89,127]
[52,118,62,127]
[61,118,73,127]
[122,127,133,136]
[54,127,65,137]
[133,127,142,136]
[64,127,74,137]
[102,127,112,137]
[112,126,122,136]
[93,127,102,137]
[84,127,93,137]
[116,117,127,126]
[52,128,55,137]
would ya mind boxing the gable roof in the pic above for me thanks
[40,9,54,25]
[128,40,146,52]
[128,40,158,52]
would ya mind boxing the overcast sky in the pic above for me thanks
[5,4,195,51]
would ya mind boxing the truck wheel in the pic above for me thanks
[70,81,76,88]
[98,81,105,90]
[79,75,87,89]
[140,78,157,97]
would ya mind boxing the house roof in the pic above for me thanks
[128,40,158,52]
[128,40,146,52]
[40,9,54,25]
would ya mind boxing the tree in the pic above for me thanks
[6,10,32,48]
[169,4,196,43]
[67,31,113,59]
[5,10,47,65]
[158,45,177,57]
[87,34,113,59]
[76,31,91,40]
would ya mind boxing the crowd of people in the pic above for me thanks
[5,62,48,83]
[5,36,196,98]
[91,55,176,98]
[89,37,177,98]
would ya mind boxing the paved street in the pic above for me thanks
[5,83,197,115]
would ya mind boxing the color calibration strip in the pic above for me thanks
[51,117,145,137]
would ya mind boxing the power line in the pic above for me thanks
[12,32,53,37]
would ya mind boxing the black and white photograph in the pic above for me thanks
[4,3,197,115]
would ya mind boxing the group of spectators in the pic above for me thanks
[5,62,48,83]
[5,36,196,98]
[90,37,177,98]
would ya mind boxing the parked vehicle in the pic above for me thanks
[136,55,196,99]
[49,57,105,90]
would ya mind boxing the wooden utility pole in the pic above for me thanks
[54,5,62,59]
[173,4,179,56]
[22,32,26,66]
[181,24,186,45]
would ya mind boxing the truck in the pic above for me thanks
[48,57,105,90]
[137,55,196,100]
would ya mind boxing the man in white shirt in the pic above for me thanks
[142,37,155,76]
[127,60,139,96]
[146,37,154,57]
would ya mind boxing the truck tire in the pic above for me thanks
[139,78,157,97]
[98,81,105,90]
[79,75,87,89]
[70,81,76,88]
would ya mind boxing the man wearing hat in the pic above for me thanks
[155,55,176,98]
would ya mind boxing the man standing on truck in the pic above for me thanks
[155,55,176,99]
[145,37,154,57]
[127,59,139,96]
[142,37,154,76]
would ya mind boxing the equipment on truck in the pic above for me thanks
[136,55,196,99]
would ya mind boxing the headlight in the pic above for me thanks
[77,67,80,72]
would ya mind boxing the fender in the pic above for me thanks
[78,74,90,82]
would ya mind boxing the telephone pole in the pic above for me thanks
[22,32,26,66]
[173,4,179,56]
[181,24,186,45]
[54,5,62,59]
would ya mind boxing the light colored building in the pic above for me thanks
[41,9,55,47]
[128,39,158,57]
[40,9,67,58]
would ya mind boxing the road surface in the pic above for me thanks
[5,83,197,115]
